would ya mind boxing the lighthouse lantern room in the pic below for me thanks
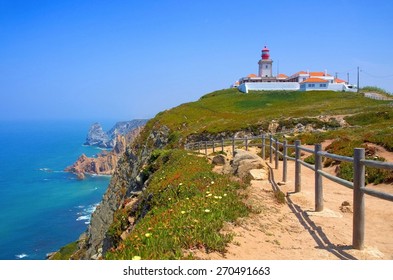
[258,46,273,78]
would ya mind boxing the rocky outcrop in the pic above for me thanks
[66,127,144,179]
[186,115,347,144]
[81,123,170,259]
[84,119,148,149]
[85,123,110,148]
[65,152,117,179]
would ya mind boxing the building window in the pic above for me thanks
[266,65,268,69]
[308,84,315,88]
[319,84,327,87]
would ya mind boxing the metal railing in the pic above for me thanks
[185,134,393,250]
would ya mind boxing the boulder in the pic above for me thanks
[268,120,279,134]
[212,154,226,165]
[232,149,268,179]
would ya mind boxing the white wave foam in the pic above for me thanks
[39,168,52,172]
[76,215,90,221]
[15,253,28,259]
[75,203,98,224]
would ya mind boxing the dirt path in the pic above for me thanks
[194,145,393,260]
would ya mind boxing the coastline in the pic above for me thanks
[0,121,110,260]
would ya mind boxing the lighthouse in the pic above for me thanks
[258,46,273,78]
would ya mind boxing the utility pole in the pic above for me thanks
[357,66,360,92]
[347,72,350,84]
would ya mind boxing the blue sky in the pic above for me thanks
[1,0,393,121]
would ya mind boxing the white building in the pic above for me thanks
[235,46,357,93]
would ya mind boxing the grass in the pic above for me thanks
[150,89,389,143]
[105,149,249,260]
[361,86,391,96]
[103,87,393,259]
[50,241,79,260]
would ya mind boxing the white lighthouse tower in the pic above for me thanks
[258,46,273,78]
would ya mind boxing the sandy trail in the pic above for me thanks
[193,145,393,260]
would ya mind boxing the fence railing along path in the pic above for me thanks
[185,134,393,250]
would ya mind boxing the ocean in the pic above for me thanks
[0,120,111,260]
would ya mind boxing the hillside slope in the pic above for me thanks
[63,89,392,260]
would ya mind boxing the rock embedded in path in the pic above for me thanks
[232,149,268,179]
[339,201,353,213]
[249,169,268,180]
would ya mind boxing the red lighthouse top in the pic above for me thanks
[261,46,270,60]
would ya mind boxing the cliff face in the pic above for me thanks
[82,123,170,259]
[84,120,148,149]
[65,127,144,179]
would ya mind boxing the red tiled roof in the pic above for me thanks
[309,72,326,77]
[247,74,257,78]
[301,78,329,83]
[277,73,288,78]
[334,78,346,83]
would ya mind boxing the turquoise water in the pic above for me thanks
[0,121,111,260]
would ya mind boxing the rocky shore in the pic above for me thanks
[65,125,144,179]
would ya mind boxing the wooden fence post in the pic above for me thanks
[275,138,279,169]
[204,141,207,156]
[245,137,248,151]
[295,140,301,192]
[262,134,266,160]
[212,140,215,153]
[269,134,273,164]
[353,148,365,250]
[283,140,287,182]
[315,144,323,212]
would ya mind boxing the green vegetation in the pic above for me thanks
[361,86,391,96]
[104,88,393,259]
[50,241,79,260]
[150,89,389,140]
[105,149,249,260]
[324,138,393,184]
